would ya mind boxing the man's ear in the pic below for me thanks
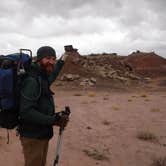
[37,58,43,65]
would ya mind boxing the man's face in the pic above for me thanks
[38,56,56,74]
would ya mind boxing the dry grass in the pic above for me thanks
[105,93,110,97]
[151,156,166,166]
[137,130,158,142]
[112,106,120,111]
[102,120,111,126]
[128,99,132,102]
[103,97,109,100]
[140,94,148,98]
[86,126,92,130]
[81,101,89,104]
[73,93,83,96]
[83,149,109,161]
[150,108,160,112]
[88,92,96,97]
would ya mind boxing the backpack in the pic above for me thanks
[0,49,32,129]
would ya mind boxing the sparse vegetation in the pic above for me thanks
[91,100,97,103]
[88,92,96,97]
[73,93,83,96]
[151,156,166,166]
[128,99,132,102]
[162,143,166,147]
[103,97,109,100]
[137,130,158,142]
[150,108,160,112]
[83,149,109,161]
[86,126,92,130]
[105,94,110,97]
[102,120,111,126]
[140,94,147,98]
[81,101,89,104]
[112,106,119,111]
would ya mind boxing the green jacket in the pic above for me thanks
[19,60,64,139]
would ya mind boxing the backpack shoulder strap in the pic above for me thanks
[21,73,42,101]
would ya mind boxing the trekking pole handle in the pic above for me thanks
[64,106,71,116]
[59,106,70,133]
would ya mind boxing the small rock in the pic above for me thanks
[61,74,80,81]
[90,77,97,83]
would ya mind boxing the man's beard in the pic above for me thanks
[40,62,54,74]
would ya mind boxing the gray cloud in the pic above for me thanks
[0,0,165,57]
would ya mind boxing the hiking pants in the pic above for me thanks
[20,137,49,166]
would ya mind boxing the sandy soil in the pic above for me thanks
[0,88,166,166]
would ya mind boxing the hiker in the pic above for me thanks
[18,46,69,166]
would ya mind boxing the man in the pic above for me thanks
[19,46,69,166]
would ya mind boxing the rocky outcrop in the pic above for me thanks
[124,51,166,77]
[58,46,165,87]
[79,55,141,82]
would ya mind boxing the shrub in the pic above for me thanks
[150,108,160,112]
[140,94,147,98]
[102,120,110,126]
[151,156,166,166]
[88,92,96,97]
[83,149,109,161]
[73,93,83,96]
[112,106,119,111]
[137,131,158,142]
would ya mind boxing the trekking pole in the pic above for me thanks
[53,125,64,166]
[53,106,70,166]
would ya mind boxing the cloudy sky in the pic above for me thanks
[0,0,166,57]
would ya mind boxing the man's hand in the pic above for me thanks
[53,111,69,128]
[61,53,69,61]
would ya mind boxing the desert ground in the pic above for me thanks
[0,83,166,166]
[0,49,166,166]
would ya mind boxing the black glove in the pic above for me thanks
[53,110,70,127]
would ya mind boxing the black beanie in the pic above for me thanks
[37,46,56,61]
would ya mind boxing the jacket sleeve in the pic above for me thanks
[48,59,64,85]
[19,77,55,126]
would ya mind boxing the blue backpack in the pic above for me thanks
[0,49,32,129]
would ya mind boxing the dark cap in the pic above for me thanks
[37,46,56,61]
